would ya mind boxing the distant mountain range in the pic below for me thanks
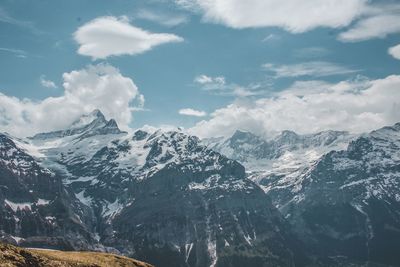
[1,109,400,267]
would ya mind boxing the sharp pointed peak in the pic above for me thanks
[231,129,259,139]
[30,110,124,140]
[280,130,298,136]
[89,109,105,118]
[71,109,106,128]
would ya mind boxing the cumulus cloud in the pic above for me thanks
[176,0,366,33]
[179,108,207,117]
[389,44,400,60]
[74,16,183,59]
[136,9,189,27]
[189,75,400,138]
[40,75,57,89]
[0,63,144,137]
[263,61,359,78]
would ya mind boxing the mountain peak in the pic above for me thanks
[30,110,125,140]
[105,118,118,128]
[279,130,298,138]
[90,108,103,116]
[231,129,259,141]
[274,130,300,144]
[71,109,106,128]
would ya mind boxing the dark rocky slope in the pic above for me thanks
[0,133,98,251]
[282,123,400,267]
[0,110,310,267]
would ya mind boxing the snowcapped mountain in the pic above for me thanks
[30,109,125,140]
[0,110,309,267]
[0,133,100,251]
[282,122,400,266]
[204,129,355,208]
[2,109,400,267]
[206,124,400,267]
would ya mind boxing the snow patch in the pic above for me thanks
[4,199,32,212]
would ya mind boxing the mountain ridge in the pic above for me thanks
[2,109,400,267]
[205,121,400,267]
[0,110,309,267]
[30,109,126,141]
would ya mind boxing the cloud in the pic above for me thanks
[176,0,366,33]
[338,4,400,42]
[0,7,43,34]
[194,74,226,89]
[179,108,207,117]
[194,74,265,97]
[136,9,189,27]
[0,47,27,58]
[74,16,183,59]
[0,63,144,137]
[263,61,359,78]
[40,75,57,89]
[389,44,400,60]
[177,0,399,46]
[261,34,280,42]
[189,74,400,138]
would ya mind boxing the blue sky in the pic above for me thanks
[1,0,400,138]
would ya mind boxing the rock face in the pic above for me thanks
[205,129,354,208]
[0,133,97,250]
[0,110,308,267]
[207,124,400,267]
[30,109,125,140]
[4,109,400,267]
[282,123,400,266]
[105,137,306,267]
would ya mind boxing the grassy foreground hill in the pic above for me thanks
[0,243,153,267]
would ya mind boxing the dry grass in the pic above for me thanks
[0,242,153,267]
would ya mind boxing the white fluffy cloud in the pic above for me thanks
[389,44,400,60]
[74,16,183,59]
[179,108,207,117]
[177,0,400,47]
[40,75,57,88]
[176,0,366,33]
[189,75,400,138]
[0,64,144,137]
[263,61,358,78]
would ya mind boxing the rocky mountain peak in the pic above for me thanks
[132,129,149,141]
[3,116,400,266]
[232,129,258,139]
[228,130,264,147]
[274,130,299,144]
[70,109,106,128]
[30,110,125,141]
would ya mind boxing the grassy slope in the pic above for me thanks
[0,242,154,267]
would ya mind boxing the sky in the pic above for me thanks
[0,0,400,138]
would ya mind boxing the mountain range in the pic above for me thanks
[1,109,399,267]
